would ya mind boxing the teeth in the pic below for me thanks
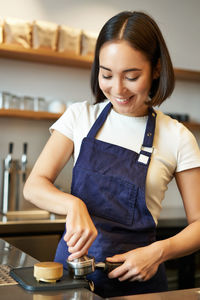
[115,98,128,103]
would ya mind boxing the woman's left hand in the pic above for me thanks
[106,242,162,282]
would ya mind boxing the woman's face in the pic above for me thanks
[98,40,155,117]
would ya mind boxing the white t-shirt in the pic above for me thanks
[50,100,200,223]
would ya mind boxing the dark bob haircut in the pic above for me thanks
[91,11,175,107]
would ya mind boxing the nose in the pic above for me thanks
[113,77,127,95]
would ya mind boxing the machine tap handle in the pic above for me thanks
[9,142,13,154]
[23,143,27,155]
[4,142,13,170]
[21,143,28,182]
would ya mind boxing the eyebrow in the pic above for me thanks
[99,65,142,72]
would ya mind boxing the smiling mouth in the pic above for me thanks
[114,96,134,103]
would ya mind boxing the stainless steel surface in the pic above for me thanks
[3,234,61,261]
[0,213,65,262]
[0,285,103,300]
[0,238,38,267]
[0,238,103,300]
[0,214,65,261]
[0,264,17,286]
[15,143,28,211]
[1,142,34,214]
[1,142,18,214]
[21,142,27,183]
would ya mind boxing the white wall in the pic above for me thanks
[0,0,199,215]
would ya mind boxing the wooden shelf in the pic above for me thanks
[174,69,200,82]
[0,44,93,69]
[0,44,200,81]
[0,108,61,120]
[0,109,200,130]
[182,121,200,131]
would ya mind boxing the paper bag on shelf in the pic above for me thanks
[32,20,58,51]
[81,30,97,56]
[4,17,31,48]
[57,25,81,55]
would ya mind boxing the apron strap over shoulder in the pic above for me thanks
[138,108,157,165]
[87,102,112,138]
[143,108,156,148]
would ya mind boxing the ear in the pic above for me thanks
[153,59,161,79]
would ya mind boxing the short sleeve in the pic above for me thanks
[176,124,200,172]
[49,102,82,141]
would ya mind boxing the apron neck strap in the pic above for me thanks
[137,107,156,165]
[142,107,157,148]
[87,102,112,138]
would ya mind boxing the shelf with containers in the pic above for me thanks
[0,108,61,120]
[0,44,200,129]
[0,44,93,68]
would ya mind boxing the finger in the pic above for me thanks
[116,267,140,281]
[68,246,88,261]
[68,234,94,254]
[67,232,82,247]
[68,236,96,260]
[108,264,127,279]
[106,254,125,263]
[68,237,87,253]
[118,272,143,282]
[130,275,144,282]
[68,228,97,252]
[64,231,74,242]
[68,251,85,261]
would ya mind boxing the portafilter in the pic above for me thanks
[67,255,122,279]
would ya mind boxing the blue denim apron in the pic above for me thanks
[54,102,168,297]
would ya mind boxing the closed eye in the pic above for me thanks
[102,74,112,79]
[126,76,139,81]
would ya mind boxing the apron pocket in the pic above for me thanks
[71,167,137,226]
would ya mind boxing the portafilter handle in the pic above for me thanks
[96,260,123,273]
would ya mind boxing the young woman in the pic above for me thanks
[24,11,200,297]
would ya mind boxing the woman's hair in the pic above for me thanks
[91,11,175,107]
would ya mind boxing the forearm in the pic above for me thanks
[155,219,200,264]
[23,176,78,215]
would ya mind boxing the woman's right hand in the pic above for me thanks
[64,197,98,260]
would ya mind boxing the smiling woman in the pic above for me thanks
[98,40,153,117]
[23,10,200,298]
[91,11,174,107]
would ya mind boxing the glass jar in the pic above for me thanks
[20,96,34,110]
[2,92,12,109]
[34,97,46,111]
[0,92,3,109]
[11,95,20,109]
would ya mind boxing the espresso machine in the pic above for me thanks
[0,142,28,214]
